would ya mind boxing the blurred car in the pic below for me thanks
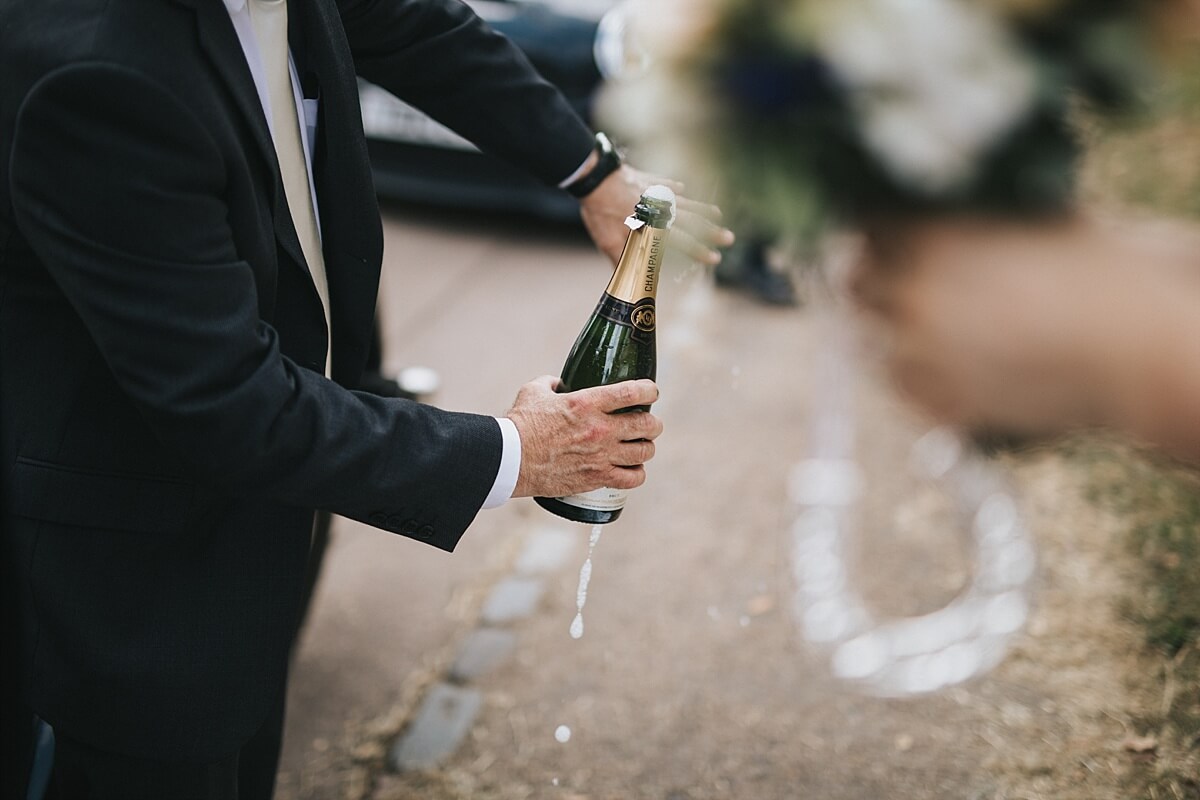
[359,0,637,222]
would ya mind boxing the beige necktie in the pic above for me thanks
[249,0,332,377]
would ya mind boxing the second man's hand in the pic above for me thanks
[505,376,663,499]
[579,164,734,268]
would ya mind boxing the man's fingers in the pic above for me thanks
[615,438,656,466]
[612,408,662,442]
[605,464,647,490]
[662,227,718,266]
[514,374,562,403]
[667,212,735,266]
[676,195,724,224]
[583,379,659,413]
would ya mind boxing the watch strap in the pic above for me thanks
[565,132,622,198]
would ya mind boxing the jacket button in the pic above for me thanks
[369,512,386,527]
[385,515,403,531]
[417,525,434,540]
[400,518,419,535]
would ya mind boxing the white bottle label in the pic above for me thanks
[555,486,628,512]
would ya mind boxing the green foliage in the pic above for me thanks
[682,0,1157,244]
[1079,52,1200,218]
[1072,443,1200,795]
[1126,484,1200,654]
[1079,448,1200,655]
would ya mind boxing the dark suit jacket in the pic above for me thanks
[0,0,592,762]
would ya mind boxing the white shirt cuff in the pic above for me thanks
[482,416,522,509]
[557,152,594,189]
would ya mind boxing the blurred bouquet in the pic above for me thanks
[600,0,1165,246]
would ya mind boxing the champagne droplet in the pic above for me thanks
[554,725,572,743]
[569,613,584,639]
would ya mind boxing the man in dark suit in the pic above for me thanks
[0,0,729,796]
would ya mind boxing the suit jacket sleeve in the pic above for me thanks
[9,61,500,550]
[337,0,595,185]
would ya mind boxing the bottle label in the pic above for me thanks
[554,486,629,512]
[605,227,666,305]
[595,295,655,343]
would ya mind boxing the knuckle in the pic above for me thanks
[584,416,612,444]
[563,392,588,415]
[619,468,646,489]
[613,382,637,408]
[643,413,663,438]
[606,469,632,489]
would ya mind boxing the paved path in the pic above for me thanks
[275,205,623,797]
[277,206,1153,800]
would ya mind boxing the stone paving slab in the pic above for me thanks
[479,577,545,625]
[387,683,483,772]
[514,526,578,575]
[448,627,517,683]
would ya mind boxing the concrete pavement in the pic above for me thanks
[276,205,1152,800]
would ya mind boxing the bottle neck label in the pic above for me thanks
[605,226,667,306]
[594,294,655,343]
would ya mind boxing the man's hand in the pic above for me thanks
[505,376,663,499]
[579,164,734,267]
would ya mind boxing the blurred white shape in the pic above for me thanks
[911,426,962,479]
[990,540,1038,588]
[804,599,855,643]
[790,459,864,506]
[594,0,651,80]
[790,310,1037,697]
[976,493,1018,538]
[792,507,839,544]
[396,365,441,397]
[983,591,1029,635]
[814,0,1036,191]
[798,553,845,596]
[833,632,890,679]
[897,655,944,695]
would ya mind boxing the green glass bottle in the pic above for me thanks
[535,185,676,524]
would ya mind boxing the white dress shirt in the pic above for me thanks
[223,0,520,509]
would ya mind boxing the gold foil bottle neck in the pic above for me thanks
[605,224,667,304]
[604,187,675,304]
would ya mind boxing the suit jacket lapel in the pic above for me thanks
[177,0,274,190]
[173,0,382,384]
[291,0,385,385]
[174,0,312,285]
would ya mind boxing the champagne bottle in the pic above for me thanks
[535,185,676,524]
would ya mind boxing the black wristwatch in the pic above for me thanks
[564,132,622,198]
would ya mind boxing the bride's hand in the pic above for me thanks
[852,215,1200,459]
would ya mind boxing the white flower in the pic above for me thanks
[815,0,1037,191]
